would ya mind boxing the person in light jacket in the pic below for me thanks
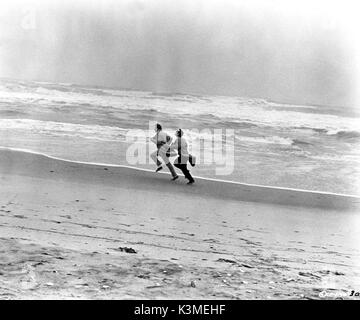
[150,123,178,180]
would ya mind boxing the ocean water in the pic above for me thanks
[1,78,360,195]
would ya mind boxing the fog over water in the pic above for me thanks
[0,0,359,108]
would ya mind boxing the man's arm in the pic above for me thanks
[169,138,178,151]
[150,134,157,144]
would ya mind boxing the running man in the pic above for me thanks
[150,123,179,180]
[170,128,195,184]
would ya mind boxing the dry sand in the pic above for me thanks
[0,148,359,300]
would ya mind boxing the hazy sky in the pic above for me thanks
[0,0,359,108]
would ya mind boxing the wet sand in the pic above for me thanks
[0,148,359,299]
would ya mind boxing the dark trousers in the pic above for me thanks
[174,156,194,182]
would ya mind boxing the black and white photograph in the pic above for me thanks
[0,0,359,304]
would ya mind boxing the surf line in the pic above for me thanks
[0,145,359,199]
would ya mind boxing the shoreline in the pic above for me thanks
[1,147,359,210]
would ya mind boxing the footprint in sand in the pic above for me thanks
[13,215,26,219]
[175,217,187,221]
[81,224,95,229]
[217,258,237,264]
[298,271,322,279]
[112,247,137,254]
[203,238,219,243]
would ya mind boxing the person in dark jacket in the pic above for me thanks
[170,128,195,184]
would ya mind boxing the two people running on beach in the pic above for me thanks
[150,123,196,184]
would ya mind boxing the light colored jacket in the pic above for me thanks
[151,131,172,153]
[170,137,189,157]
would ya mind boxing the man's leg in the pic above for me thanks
[159,151,178,179]
[181,164,195,183]
[150,150,162,167]
[175,160,195,183]
[166,162,178,179]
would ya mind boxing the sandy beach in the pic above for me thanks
[0,148,360,300]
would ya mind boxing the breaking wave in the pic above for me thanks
[328,130,360,140]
